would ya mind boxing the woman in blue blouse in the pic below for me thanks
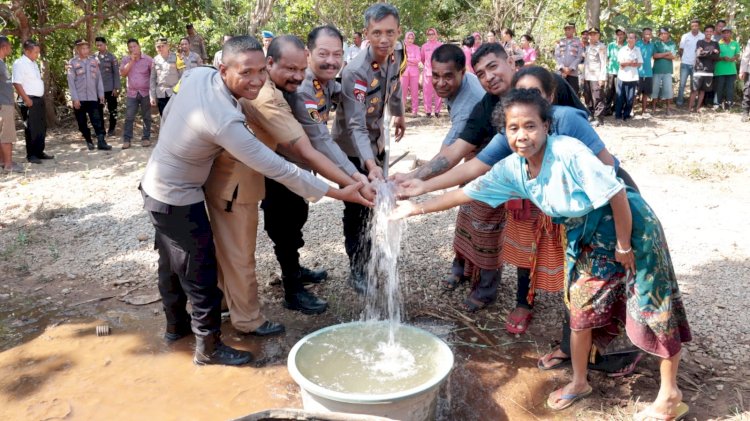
[393,89,691,420]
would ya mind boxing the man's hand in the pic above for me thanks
[352,173,376,201]
[598,80,605,87]
[393,115,406,142]
[396,178,427,199]
[73,100,81,110]
[740,72,746,81]
[329,182,373,207]
[389,201,419,220]
[99,97,105,105]
[368,166,384,181]
[389,172,412,183]
[23,97,33,107]
[150,98,156,106]
[112,89,119,96]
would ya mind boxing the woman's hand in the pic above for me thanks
[389,201,419,220]
[396,178,426,199]
[615,244,636,274]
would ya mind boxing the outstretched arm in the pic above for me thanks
[391,188,473,219]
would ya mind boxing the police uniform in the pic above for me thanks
[96,50,120,135]
[331,44,405,279]
[179,51,202,70]
[67,53,108,149]
[150,51,182,115]
[554,35,584,93]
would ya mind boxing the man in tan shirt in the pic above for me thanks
[205,35,372,335]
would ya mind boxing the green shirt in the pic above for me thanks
[714,40,741,76]
[653,40,677,75]
[606,42,624,74]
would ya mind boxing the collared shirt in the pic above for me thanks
[96,51,120,92]
[121,54,152,97]
[653,40,677,74]
[680,31,704,66]
[715,40,741,76]
[583,41,607,81]
[694,39,720,75]
[141,67,328,207]
[150,52,182,99]
[617,45,643,82]
[740,39,750,75]
[554,36,584,75]
[636,40,655,77]
[212,51,223,68]
[344,44,361,64]
[421,40,443,73]
[67,55,104,101]
[606,42,624,74]
[179,51,202,70]
[404,43,421,68]
[0,59,14,105]
[187,34,208,60]
[11,55,44,97]
[332,45,404,163]
[443,73,484,146]
[286,68,358,176]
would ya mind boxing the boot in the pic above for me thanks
[97,134,112,150]
[85,137,95,151]
[299,266,328,285]
[282,272,327,314]
[193,333,252,366]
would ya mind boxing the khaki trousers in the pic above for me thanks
[206,196,265,333]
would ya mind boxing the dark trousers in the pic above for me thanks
[715,74,737,107]
[615,80,638,119]
[604,74,618,114]
[344,156,376,275]
[74,100,105,141]
[583,80,605,119]
[148,201,222,336]
[18,96,47,159]
[742,73,750,113]
[564,75,580,96]
[261,177,309,294]
[157,97,170,116]
[99,90,118,133]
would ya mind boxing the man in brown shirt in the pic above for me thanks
[186,23,208,62]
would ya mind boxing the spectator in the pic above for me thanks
[0,36,22,173]
[150,38,182,116]
[486,30,497,44]
[677,19,703,106]
[583,27,607,126]
[401,31,421,117]
[178,37,203,70]
[688,25,720,112]
[554,22,584,93]
[185,23,208,62]
[94,36,120,137]
[579,29,590,90]
[262,30,274,56]
[421,28,444,117]
[12,39,52,164]
[500,28,524,68]
[714,26,741,111]
[615,32,643,121]
[605,28,626,115]
[713,20,726,42]
[740,38,750,121]
[636,28,655,115]
[520,34,537,66]
[120,38,153,149]
[344,32,363,65]
[472,32,482,53]
[705,19,727,107]
[67,39,110,151]
[461,34,475,74]
[652,27,677,114]
[212,35,232,68]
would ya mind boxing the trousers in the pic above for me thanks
[615,80,638,119]
[74,100,105,141]
[98,90,118,133]
[604,74,618,114]
[422,75,442,114]
[742,73,750,113]
[157,97,170,116]
[123,93,152,141]
[343,156,376,275]
[18,96,47,159]
[583,80,605,118]
[715,74,737,107]
[401,66,420,114]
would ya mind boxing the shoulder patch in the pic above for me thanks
[305,100,322,123]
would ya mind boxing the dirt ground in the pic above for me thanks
[1,106,750,420]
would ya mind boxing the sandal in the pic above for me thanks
[537,349,571,371]
[441,274,466,291]
[460,296,488,313]
[633,402,689,421]
[546,385,593,411]
[607,352,643,378]
[505,307,533,334]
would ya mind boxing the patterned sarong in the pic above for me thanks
[453,200,505,281]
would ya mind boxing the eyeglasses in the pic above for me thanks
[427,32,436,36]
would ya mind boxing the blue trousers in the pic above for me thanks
[615,80,638,119]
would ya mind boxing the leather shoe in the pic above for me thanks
[27,156,42,164]
[194,334,252,366]
[86,141,95,150]
[348,271,368,295]
[299,266,328,285]
[247,320,285,337]
[283,289,328,315]
[39,153,54,159]
[164,323,192,342]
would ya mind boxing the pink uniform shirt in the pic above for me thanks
[421,40,443,73]
[121,54,153,98]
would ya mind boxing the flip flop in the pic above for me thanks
[537,350,571,371]
[608,352,644,378]
[505,307,533,334]
[546,385,593,411]
[441,275,466,291]
[633,402,689,421]
[461,296,488,313]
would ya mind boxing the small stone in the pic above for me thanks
[67,273,76,280]
[470,337,478,343]
[716,384,724,391]
[61,288,71,295]
[136,233,149,242]
[0,293,10,300]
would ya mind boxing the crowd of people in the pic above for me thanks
[3,6,749,419]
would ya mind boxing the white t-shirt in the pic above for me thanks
[11,55,44,97]
[617,46,643,82]
[680,31,704,65]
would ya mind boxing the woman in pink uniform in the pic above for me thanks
[421,28,444,117]
[401,31,422,117]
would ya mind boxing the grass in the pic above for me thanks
[666,160,743,181]
[0,229,29,261]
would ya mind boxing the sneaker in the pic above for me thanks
[122,142,131,150]
[3,163,24,173]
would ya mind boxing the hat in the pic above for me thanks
[659,27,670,34]
[722,26,733,32]
[580,29,590,34]
[155,37,169,45]
[587,27,600,34]
[262,30,274,39]
[74,39,89,47]
[564,22,576,28]
[615,27,626,34]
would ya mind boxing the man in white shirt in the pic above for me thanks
[212,35,232,68]
[344,32,363,65]
[677,19,703,106]
[12,39,51,164]
[615,32,643,121]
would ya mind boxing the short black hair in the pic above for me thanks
[521,34,534,43]
[462,34,475,48]
[180,37,189,44]
[222,35,263,64]
[126,38,139,46]
[22,39,38,51]
[717,19,726,24]
[690,18,701,25]
[471,42,508,68]
[511,66,556,98]
[0,36,11,48]
[487,30,497,36]
[492,88,552,134]
[363,3,400,28]
[705,24,715,31]
[642,27,653,32]
[95,36,107,44]
[501,28,514,38]
[186,24,194,29]
[308,25,344,51]
[354,32,363,38]
[267,35,305,61]
[431,44,465,71]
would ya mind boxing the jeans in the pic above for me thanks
[615,80,638,119]
[677,63,694,105]
[123,93,152,142]
[715,74,737,107]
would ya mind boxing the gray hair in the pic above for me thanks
[363,3,400,28]
[222,35,263,64]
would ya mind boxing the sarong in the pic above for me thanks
[453,200,505,281]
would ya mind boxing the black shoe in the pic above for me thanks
[247,320,285,337]
[86,141,95,151]
[164,323,192,342]
[39,153,54,159]
[27,156,42,164]
[347,271,368,295]
[107,129,116,137]
[97,135,112,150]
[283,289,328,315]
[194,334,253,366]
[299,266,328,285]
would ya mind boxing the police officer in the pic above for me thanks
[67,39,111,151]
[185,23,208,62]
[178,37,203,70]
[94,36,120,137]
[150,38,182,115]
[332,3,406,292]
[554,22,584,94]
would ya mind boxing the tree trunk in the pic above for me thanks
[248,0,275,36]
[527,0,547,35]
[586,0,600,29]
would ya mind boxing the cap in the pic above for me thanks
[580,29,590,34]
[659,27,670,34]
[155,37,169,45]
[74,39,89,47]
[564,22,576,28]
[722,26,733,32]
[587,27,601,34]
[261,30,274,39]
[615,27,626,34]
